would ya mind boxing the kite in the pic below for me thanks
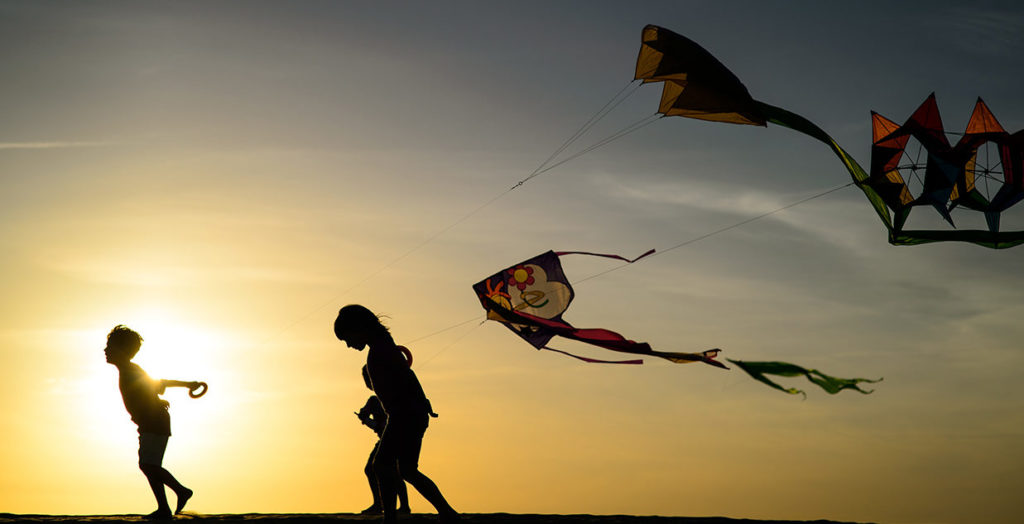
[870,96,1024,237]
[728,359,881,399]
[473,252,881,396]
[472,250,880,397]
[635,24,1024,248]
[472,250,727,368]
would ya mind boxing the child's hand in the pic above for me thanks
[187,381,209,398]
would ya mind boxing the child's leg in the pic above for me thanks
[139,464,172,516]
[362,443,382,513]
[159,467,193,513]
[138,434,191,515]
[396,461,410,512]
[373,431,401,522]
[400,465,455,517]
[138,434,173,516]
[393,423,456,518]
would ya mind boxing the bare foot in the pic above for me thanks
[175,487,193,514]
[438,510,460,524]
[145,509,172,520]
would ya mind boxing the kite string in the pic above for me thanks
[538,113,663,173]
[370,100,659,274]
[513,112,662,189]
[523,80,643,184]
[658,182,855,254]
[414,317,487,369]
[570,181,855,285]
[408,315,484,344]
[257,84,660,346]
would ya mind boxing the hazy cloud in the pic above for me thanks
[43,259,335,287]
[0,141,113,150]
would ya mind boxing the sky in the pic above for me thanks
[2,1,1024,523]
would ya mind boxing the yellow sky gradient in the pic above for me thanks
[2,148,1022,522]
[3,3,1024,524]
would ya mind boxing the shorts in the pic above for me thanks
[138,432,169,466]
[376,413,428,471]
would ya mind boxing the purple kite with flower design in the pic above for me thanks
[472,250,727,368]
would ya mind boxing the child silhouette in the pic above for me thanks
[356,365,411,515]
[335,305,458,524]
[104,325,201,519]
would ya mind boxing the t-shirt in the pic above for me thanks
[118,363,171,436]
[366,344,431,419]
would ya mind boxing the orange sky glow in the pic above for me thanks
[2,3,1023,524]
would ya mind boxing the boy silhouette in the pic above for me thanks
[334,305,458,524]
[104,325,199,519]
[356,365,411,515]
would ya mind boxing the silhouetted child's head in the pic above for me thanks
[334,304,389,351]
[105,325,143,365]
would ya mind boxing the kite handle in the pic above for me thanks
[188,382,208,399]
[397,345,413,367]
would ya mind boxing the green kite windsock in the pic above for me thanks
[636,25,1024,248]
[728,359,882,398]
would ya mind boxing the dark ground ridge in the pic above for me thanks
[0,513,875,524]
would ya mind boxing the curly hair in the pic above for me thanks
[106,324,143,358]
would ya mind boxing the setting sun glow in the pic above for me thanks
[3,3,1024,524]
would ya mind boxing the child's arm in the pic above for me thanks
[356,396,384,432]
[160,379,202,389]
[159,379,208,398]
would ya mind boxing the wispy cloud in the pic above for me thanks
[594,173,870,251]
[925,6,1024,56]
[0,141,113,150]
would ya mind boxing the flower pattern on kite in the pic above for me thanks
[635,25,1024,249]
[472,250,727,368]
[727,359,882,399]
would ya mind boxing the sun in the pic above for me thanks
[119,308,223,380]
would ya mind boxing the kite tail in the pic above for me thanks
[483,296,725,370]
[806,369,883,395]
[728,359,882,398]
[752,101,896,236]
[542,346,644,365]
[554,248,656,263]
[651,348,728,369]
